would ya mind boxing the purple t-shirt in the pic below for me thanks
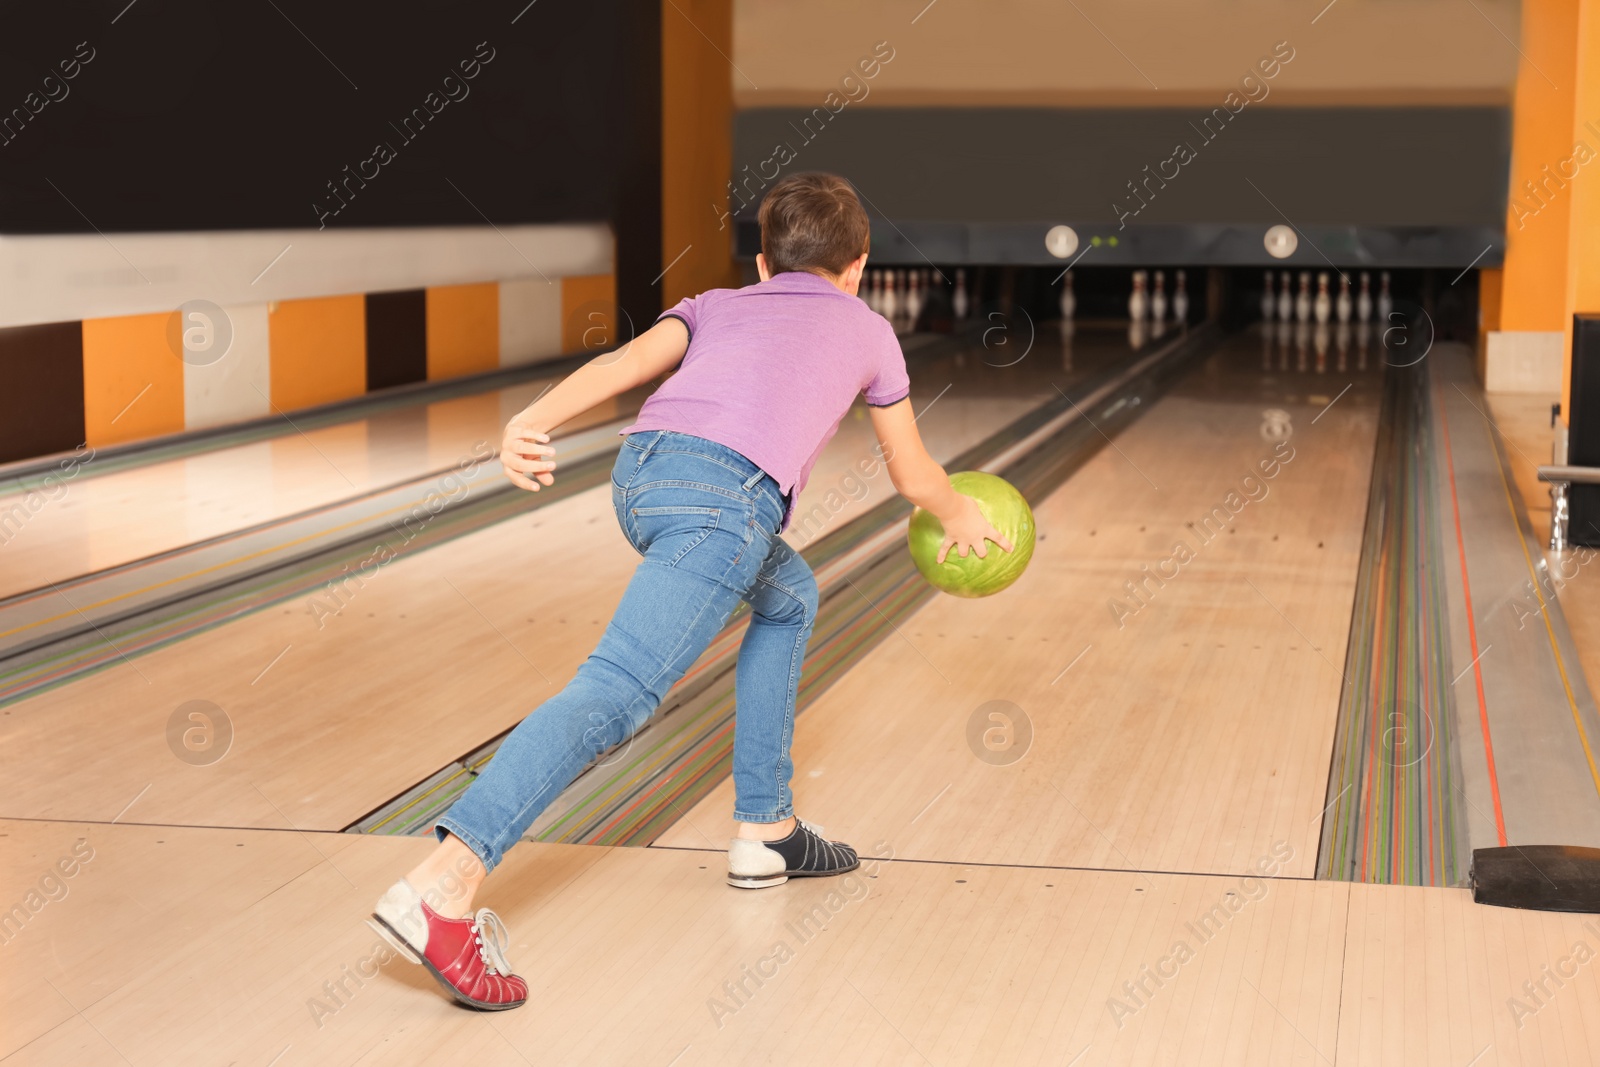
[621,270,911,530]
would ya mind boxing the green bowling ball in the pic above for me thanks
[907,471,1035,598]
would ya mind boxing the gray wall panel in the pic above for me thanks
[731,106,1510,238]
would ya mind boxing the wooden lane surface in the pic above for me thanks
[659,333,1382,880]
[0,379,633,600]
[0,328,1130,602]
[4,818,1598,1064]
[0,334,1101,834]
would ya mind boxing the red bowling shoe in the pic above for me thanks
[370,879,528,1010]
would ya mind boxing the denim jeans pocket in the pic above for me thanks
[629,504,723,566]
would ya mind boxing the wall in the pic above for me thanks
[732,0,1519,105]
[0,0,656,463]
[0,226,614,460]
[722,1,1520,265]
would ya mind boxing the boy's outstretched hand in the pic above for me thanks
[935,492,1013,564]
[492,317,694,494]
[501,417,557,491]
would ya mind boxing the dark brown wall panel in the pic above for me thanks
[364,290,427,393]
[0,322,85,464]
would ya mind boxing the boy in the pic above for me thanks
[372,172,1010,1010]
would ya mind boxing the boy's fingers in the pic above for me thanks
[936,539,952,565]
[537,472,555,486]
[504,430,549,443]
[503,468,539,491]
[508,440,555,458]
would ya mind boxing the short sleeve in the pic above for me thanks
[656,293,698,341]
[864,328,910,407]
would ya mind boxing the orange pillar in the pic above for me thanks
[662,0,740,308]
[1494,0,1582,396]
[1564,2,1600,416]
[1501,0,1581,334]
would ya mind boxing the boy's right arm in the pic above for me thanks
[868,399,1013,563]
[501,318,690,491]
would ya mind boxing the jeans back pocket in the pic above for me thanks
[628,504,722,566]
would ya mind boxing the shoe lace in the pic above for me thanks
[471,908,515,977]
[796,817,823,838]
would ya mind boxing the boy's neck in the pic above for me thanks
[779,268,849,293]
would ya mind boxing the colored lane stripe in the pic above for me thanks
[1435,376,1507,846]
[0,456,620,707]
[1319,362,1466,886]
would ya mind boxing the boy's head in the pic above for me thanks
[757,172,870,283]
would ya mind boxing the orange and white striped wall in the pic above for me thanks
[0,225,617,464]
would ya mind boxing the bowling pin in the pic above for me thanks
[1172,269,1189,325]
[952,268,969,321]
[906,271,922,326]
[866,270,882,314]
[1151,271,1168,323]
[1335,273,1352,325]
[1295,271,1312,325]
[1356,271,1373,324]
[1059,271,1076,322]
[1377,270,1393,323]
[1261,270,1276,322]
[1277,271,1294,323]
[881,270,898,321]
[1129,270,1149,321]
[1313,272,1331,325]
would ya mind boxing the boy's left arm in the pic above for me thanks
[501,317,690,492]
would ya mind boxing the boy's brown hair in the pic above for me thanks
[758,172,871,277]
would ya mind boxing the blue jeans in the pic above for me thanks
[436,430,819,872]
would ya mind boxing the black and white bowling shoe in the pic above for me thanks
[727,818,860,889]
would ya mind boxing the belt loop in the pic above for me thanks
[742,469,767,491]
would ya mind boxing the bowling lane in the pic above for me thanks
[0,327,1139,832]
[0,371,644,601]
[658,326,1383,879]
[10,814,1591,1064]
